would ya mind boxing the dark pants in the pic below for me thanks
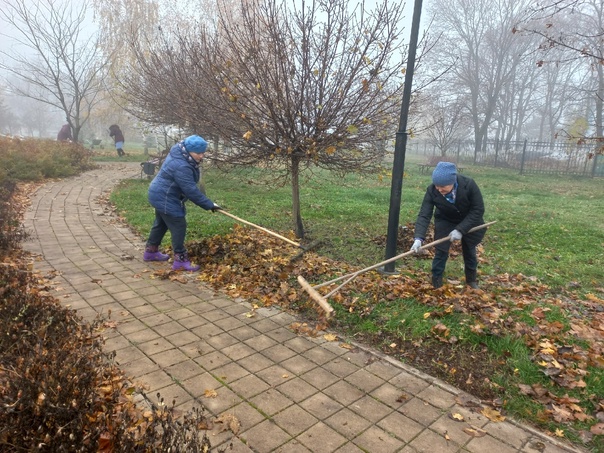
[432,239,479,278]
[147,210,187,254]
[431,221,485,278]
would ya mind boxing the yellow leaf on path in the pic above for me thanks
[554,428,564,437]
[463,427,487,437]
[243,130,252,140]
[449,412,465,421]
[481,407,505,422]
[203,389,218,398]
[323,333,338,341]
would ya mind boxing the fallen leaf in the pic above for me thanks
[203,389,218,398]
[396,393,409,402]
[591,423,604,435]
[449,412,465,422]
[482,407,505,422]
[463,427,487,437]
[215,413,241,434]
[324,333,337,341]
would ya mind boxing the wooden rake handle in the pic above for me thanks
[316,221,497,295]
[217,209,301,248]
[297,276,334,316]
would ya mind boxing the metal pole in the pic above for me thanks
[383,0,423,273]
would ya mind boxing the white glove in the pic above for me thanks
[450,229,462,241]
[410,239,423,253]
[211,204,221,213]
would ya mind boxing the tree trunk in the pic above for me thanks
[290,155,305,238]
[596,63,603,140]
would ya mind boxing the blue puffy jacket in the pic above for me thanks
[148,142,215,217]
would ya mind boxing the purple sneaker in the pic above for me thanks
[144,251,170,262]
[143,245,170,262]
[172,252,200,272]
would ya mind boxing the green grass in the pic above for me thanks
[90,142,154,163]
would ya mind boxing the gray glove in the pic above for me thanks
[410,239,423,253]
[450,229,462,241]
[211,204,222,213]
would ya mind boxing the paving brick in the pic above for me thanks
[272,405,319,436]
[300,366,340,390]
[229,374,271,399]
[212,361,250,384]
[281,355,319,375]
[324,407,372,439]
[276,377,319,403]
[406,428,462,453]
[300,393,344,419]
[296,421,348,453]
[240,419,292,452]
[237,352,275,373]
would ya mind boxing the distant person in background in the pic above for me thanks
[109,124,125,157]
[57,123,72,141]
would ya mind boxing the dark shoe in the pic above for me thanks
[432,275,443,289]
[465,269,479,289]
[143,245,169,262]
[172,252,200,272]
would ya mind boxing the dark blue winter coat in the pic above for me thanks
[148,142,215,217]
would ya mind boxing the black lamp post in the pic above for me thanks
[382,0,423,273]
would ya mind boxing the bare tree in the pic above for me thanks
[516,0,604,152]
[516,0,603,63]
[122,0,411,237]
[0,0,109,142]
[424,94,471,157]
[428,0,537,162]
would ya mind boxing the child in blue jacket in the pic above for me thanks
[144,135,220,271]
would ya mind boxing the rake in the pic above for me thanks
[298,221,497,316]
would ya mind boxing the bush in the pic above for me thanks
[0,136,96,185]
[0,180,27,253]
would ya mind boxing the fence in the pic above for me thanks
[409,139,604,177]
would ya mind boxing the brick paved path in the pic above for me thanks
[23,163,585,453]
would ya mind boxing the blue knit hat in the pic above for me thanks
[432,161,457,186]
[183,135,208,154]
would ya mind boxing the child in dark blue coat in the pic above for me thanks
[144,135,220,271]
